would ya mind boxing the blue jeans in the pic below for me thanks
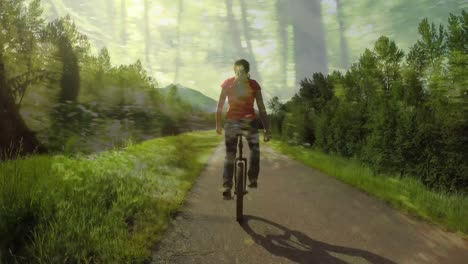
[223,119,260,189]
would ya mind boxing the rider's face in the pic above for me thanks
[234,65,246,77]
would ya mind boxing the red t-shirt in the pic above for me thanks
[221,77,261,120]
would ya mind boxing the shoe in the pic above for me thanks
[222,188,231,200]
[248,180,257,188]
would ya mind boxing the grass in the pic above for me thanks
[267,139,468,237]
[0,130,222,263]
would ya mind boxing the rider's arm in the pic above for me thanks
[216,89,227,132]
[254,90,270,133]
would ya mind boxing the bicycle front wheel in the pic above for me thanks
[236,162,244,223]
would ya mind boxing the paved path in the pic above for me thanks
[152,141,468,264]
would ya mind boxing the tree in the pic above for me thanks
[224,0,261,80]
[239,0,262,83]
[268,96,286,134]
[144,0,152,66]
[44,16,89,103]
[0,0,47,157]
[335,0,349,69]
[343,49,381,109]
[106,0,115,39]
[445,11,467,99]
[275,0,289,90]
[407,18,446,74]
[290,0,328,86]
[0,53,46,158]
[373,36,405,92]
[224,0,245,58]
[120,0,127,46]
[174,0,183,83]
[298,73,334,114]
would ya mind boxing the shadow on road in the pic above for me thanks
[241,215,396,264]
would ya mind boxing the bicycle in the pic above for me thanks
[234,132,248,223]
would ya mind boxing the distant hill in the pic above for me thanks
[158,84,264,129]
[159,84,225,113]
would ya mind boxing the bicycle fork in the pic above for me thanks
[234,134,247,195]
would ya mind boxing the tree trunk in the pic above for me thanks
[290,0,328,87]
[106,0,115,41]
[0,53,45,159]
[276,0,289,91]
[174,0,184,83]
[46,0,59,19]
[120,0,127,46]
[58,41,80,102]
[224,0,250,75]
[239,0,262,83]
[144,0,151,66]
[336,0,349,69]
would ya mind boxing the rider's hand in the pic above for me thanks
[216,126,223,135]
[263,129,271,142]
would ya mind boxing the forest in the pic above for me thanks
[268,11,467,193]
[0,0,217,158]
[37,0,466,97]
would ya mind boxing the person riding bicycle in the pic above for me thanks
[216,59,271,199]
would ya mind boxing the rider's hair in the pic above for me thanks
[234,59,250,74]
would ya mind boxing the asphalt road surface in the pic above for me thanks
[152,141,468,264]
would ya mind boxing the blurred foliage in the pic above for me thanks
[268,11,468,193]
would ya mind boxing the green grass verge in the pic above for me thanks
[267,139,468,237]
[0,131,222,263]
